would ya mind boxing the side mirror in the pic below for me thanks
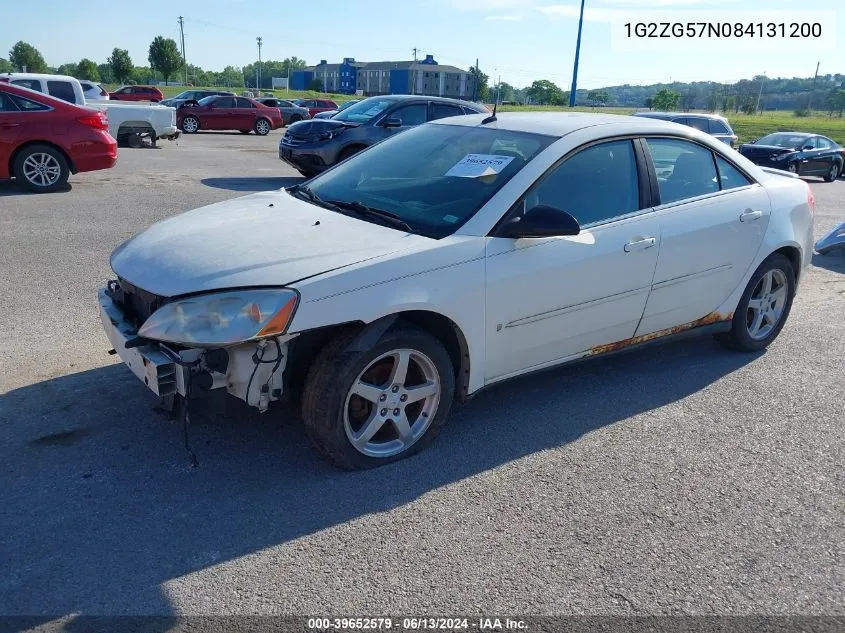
[498,204,581,239]
[381,117,402,128]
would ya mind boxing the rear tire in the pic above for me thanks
[301,325,455,470]
[824,162,840,182]
[714,253,795,352]
[788,162,800,175]
[254,118,271,136]
[13,144,70,193]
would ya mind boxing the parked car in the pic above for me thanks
[177,95,283,135]
[313,99,361,120]
[739,132,844,182]
[255,98,311,126]
[632,111,738,148]
[99,112,814,469]
[1,72,86,104]
[160,90,235,109]
[79,81,110,102]
[279,95,488,177]
[109,85,164,102]
[0,82,117,192]
[297,98,339,117]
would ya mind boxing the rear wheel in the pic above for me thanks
[301,326,455,470]
[13,144,69,193]
[715,253,795,352]
[254,118,271,136]
[824,162,840,182]
[181,116,200,133]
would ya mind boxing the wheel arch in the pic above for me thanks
[9,141,76,175]
[772,244,802,284]
[284,309,472,405]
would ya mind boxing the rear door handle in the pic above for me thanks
[740,210,763,222]
[624,237,656,253]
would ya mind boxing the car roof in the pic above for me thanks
[0,80,81,108]
[761,131,813,138]
[431,111,712,138]
[634,111,728,121]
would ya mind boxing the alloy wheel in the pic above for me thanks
[183,117,198,133]
[255,119,270,135]
[746,269,788,341]
[22,153,62,188]
[343,349,441,458]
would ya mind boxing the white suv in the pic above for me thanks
[80,80,110,102]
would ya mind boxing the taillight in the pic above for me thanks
[77,112,109,130]
[807,183,815,214]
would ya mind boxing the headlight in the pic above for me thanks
[315,128,344,142]
[771,152,790,161]
[138,289,298,346]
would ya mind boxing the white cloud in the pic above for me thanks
[485,14,525,20]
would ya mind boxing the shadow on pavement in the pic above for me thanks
[0,181,72,197]
[200,176,302,192]
[1,336,759,617]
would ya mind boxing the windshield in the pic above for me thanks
[333,98,396,123]
[172,91,195,100]
[338,100,358,111]
[302,123,555,238]
[757,133,811,148]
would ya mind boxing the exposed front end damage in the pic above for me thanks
[98,287,292,414]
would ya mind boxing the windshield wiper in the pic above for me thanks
[325,199,413,232]
[288,184,341,211]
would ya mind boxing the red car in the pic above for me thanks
[177,95,284,135]
[109,85,164,102]
[0,82,117,192]
[298,98,339,117]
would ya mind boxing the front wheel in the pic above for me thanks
[301,326,455,470]
[181,116,199,133]
[788,162,800,175]
[254,118,271,136]
[13,144,69,193]
[715,253,795,352]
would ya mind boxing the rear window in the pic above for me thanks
[11,79,41,92]
[47,81,76,103]
[679,117,709,132]
[708,119,730,135]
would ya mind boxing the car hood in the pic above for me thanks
[285,118,358,136]
[110,189,429,297]
[740,144,796,158]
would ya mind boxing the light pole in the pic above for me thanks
[569,0,586,107]
[256,36,263,92]
[755,72,766,114]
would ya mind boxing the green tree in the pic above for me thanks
[527,79,564,105]
[147,36,183,85]
[308,77,323,91]
[9,41,47,72]
[56,63,78,77]
[495,81,516,102]
[826,88,845,117]
[0,57,12,73]
[587,89,610,106]
[76,58,99,81]
[645,97,654,110]
[108,48,134,84]
[469,64,489,102]
[97,63,114,84]
[651,88,680,110]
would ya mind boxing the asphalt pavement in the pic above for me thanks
[1,131,843,618]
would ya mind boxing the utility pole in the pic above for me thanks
[808,61,820,112]
[412,48,418,63]
[569,0,586,107]
[755,72,765,114]
[256,36,263,92]
[178,16,187,86]
[472,57,479,102]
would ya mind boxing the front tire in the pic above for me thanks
[715,253,795,352]
[254,118,271,136]
[788,162,800,175]
[13,144,69,193]
[301,326,455,470]
[181,116,200,133]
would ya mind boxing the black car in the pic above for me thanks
[739,132,844,182]
[160,89,235,109]
[279,95,489,177]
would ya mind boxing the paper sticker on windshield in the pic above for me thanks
[445,154,514,178]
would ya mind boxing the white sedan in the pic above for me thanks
[99,112,814,469]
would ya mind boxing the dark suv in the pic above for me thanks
[279,95,488,177]
[632,111,738,148]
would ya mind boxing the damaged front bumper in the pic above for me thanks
[98,288,290,412]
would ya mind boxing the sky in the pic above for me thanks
[3,0,843,89]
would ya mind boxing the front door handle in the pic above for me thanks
[624,237,656,253]
[740,209,763,222]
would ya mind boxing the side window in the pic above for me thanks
[683,117,709,132]
[120,87,133,94]
[529,140,640,227]
[47,81,76,103]
[215,97,236,108]
[715,155,752,191]
[391,103,427,127]
[646,138,719,204]
[816,137,832,150]
[235,97,254,108]
[430,103,463,121]
[11,79,42,92]
[0,93,19,112]
[11,95,50,111]
[708,119,730,135]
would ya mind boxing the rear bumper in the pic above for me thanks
[72,138,118,173]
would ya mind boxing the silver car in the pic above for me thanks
[256,98,311,126]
